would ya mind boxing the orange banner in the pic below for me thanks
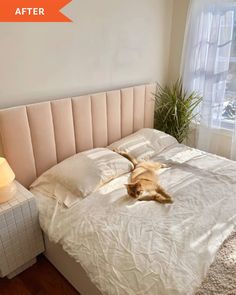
[0,0,72,22]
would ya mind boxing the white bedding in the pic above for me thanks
[32,143,236,295]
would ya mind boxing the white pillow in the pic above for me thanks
[109,128,178,160]
[30,148,133,207]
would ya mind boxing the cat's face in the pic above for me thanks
[125,182,143,198]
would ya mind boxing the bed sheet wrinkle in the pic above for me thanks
[33,142,236,295]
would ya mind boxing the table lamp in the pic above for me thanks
[0,157,16,203]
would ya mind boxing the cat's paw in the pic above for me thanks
[112,148,120,153]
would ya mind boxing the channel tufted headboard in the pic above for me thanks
[0,84,155,187]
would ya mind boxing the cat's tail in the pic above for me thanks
[112,148,138,167]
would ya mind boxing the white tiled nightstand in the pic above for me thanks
[0,181,45,278]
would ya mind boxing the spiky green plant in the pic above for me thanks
[154,79,202,143]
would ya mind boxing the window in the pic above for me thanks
[184,3,236,130]
[222,9,236,129]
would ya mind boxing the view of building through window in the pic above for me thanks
[222,13,236,128]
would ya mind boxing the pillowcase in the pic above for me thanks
[30,148,133,208]
[108,128,178,160]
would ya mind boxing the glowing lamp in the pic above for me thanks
[0,158,16,203]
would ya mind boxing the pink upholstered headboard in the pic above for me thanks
[0,84,155,187]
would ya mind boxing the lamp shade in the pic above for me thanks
[0,157,15,188]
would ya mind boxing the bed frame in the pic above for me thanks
[0,84,155,294]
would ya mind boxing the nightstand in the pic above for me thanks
[0,181,45,278]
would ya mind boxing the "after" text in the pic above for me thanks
[15,8,45,16]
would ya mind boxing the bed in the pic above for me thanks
[0,84,236,295]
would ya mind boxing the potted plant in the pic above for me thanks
[154,79,202,143]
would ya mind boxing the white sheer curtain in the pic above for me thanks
[182,0,236,158]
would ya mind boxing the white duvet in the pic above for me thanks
[33,142,236,295]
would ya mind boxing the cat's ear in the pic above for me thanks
[133,181,141,188]
[125,183,134,187]
[125,183,137,188]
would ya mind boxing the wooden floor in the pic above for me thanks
[0,255,80,295]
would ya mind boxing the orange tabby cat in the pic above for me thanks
[113,149,173,204]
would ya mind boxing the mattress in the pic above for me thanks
[32,143,236,295]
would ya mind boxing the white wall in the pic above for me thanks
[0,0,173,109]
[168,0,189,83]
